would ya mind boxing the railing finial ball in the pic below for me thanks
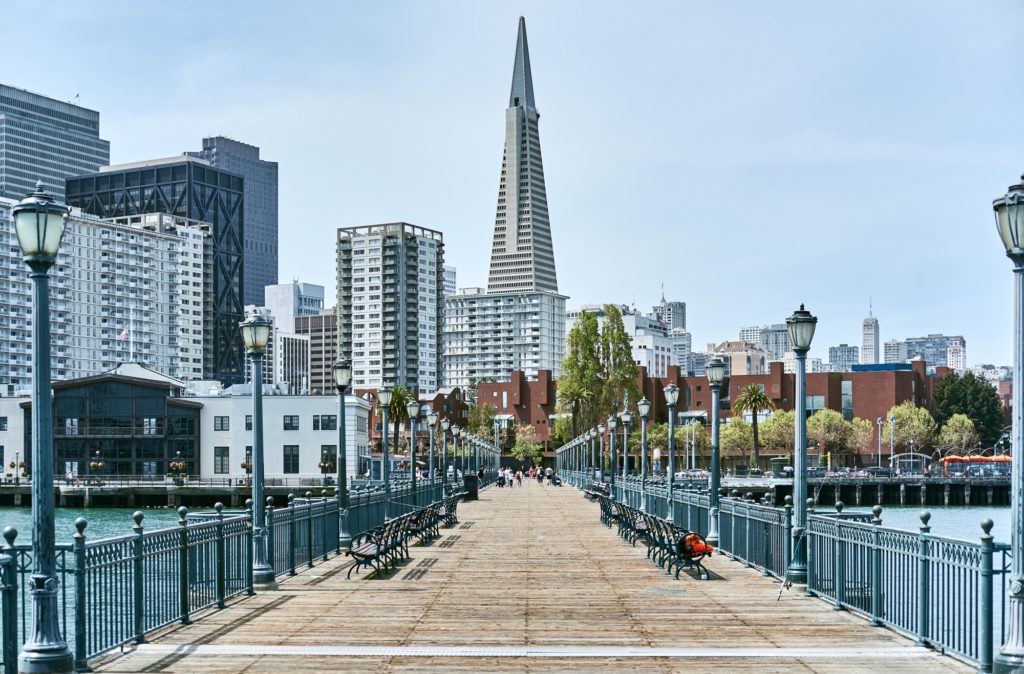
[835,501,845,513]
[981,518,994,535]
[214,502,224,513]
[133,511,144,527]
[3,526,18,546]
[920,510,931,526]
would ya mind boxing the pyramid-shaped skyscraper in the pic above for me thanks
[444,17,567,388]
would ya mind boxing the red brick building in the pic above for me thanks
[354,387,468,446]
[478,370,557,448]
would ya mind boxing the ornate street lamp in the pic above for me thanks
[241,448,252,485]
[427,411,438,497]
[597,422,606,482]
[589,427,598,479]
[240,311,274,588]
[168,451,185,475]
[13,181,74,674]
[378,386,394,518]
[90,451,107,481]
[664,383,680,504]
[406,398,420,505]
[994,173,1024,672]
[608,415,618,497]
[441,417,451,482]
[332,358,352,547]
[705,357,726,546]
[621,410,633,504]
[785,304,817,585]
[638,398,651,511]
[452,425,462,477]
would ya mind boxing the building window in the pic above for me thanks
[283,415,300,431]
[214,447,229,474]
[214,416,230,431]
[840,381,853,421]
[319,415,337,431]
[0,417,6,432]
[245,415,252,431]
[283,445,299,473]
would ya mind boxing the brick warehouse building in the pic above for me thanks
[482,360,947,467]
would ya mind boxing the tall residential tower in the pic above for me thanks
[444,17,566,388]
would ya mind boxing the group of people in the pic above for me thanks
[495,466,562,488]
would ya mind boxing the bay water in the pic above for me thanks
[0,507,187,546]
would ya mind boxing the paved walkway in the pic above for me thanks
[94,480,970,673]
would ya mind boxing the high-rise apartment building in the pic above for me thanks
[828,343,860,372]
[444,265,457,298]
[904,334,965,373]
[862,304,880,364]
[443,17,567,388]
[1,201,209,391]
[264,281,324,333]
[738,324,789,361]
[669,328,692,374]
[187,137,278,306]
[946,336,967,374]
[295,307,339,395]
[0,84,110,200]
[884,339,908,364]
[66,156,246,384]
[336,222,444,392]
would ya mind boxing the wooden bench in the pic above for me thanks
[438,494,460,527]
[407,502,442,543]
[345,512,412,578]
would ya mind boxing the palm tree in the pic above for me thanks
[557,379,593,438]
[385,385,413,456]
[732,384,775,471]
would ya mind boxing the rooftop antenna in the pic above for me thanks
[869,296,873,317]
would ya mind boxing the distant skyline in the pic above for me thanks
[4,1,1023,365]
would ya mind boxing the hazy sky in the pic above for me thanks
[7,1,1024,365]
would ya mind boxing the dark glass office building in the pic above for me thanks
[66,157,245,384]
[187,137,278,306]
[22,369,201,477]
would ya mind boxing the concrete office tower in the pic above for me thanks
[0,84,110,200]
[443,17,567,388]
[188,137,278,306]
[444,265,457,298]
[654,296,686,330]
[884,339,908,364]
[0,202,209,390]
[828,344,860,372]
[265,281,324,333]
[296,307,339,395]
[669,328,692,374]
[66,156,246,384]
[487,17,557,295]
[336,223,444,392]
[738,324,790,362]
[862,303,880,364]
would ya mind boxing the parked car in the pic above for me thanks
[864,466,894,478]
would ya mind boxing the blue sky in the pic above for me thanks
[7,1,1024,365]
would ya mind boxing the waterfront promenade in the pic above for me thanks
[93,482,969,673]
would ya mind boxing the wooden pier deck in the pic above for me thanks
[94,481,970,673]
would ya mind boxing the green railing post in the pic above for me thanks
[306,492,314,568]
[178,506,191,625]
[286,494,295,576]
[322,498,331,561]
[3,527,20,674]
[805,499,815,596]
[133,511,145,643]
[729,492,739,560]
[783,496,793,579]
[266,496,277,579]
[744,500,753,568]
[870,505,883,626]
[980,518,994,673]
[833,501,846,611]
[244,499,254,596]
[214,503,226,609]
[916,511,931,646]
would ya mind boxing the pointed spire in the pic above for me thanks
[869,296,873,317]
[509,17,536,112]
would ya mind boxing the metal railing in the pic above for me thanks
[566,469,1011,671]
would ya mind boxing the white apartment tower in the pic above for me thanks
[884,339,908,364]
[862,303,880,364]
[337,223,444,392]
[947,336,967,374]
[443,17,566,388]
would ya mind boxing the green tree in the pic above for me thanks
[550,415,574,449]
[732,384,775,470]
[598,304,640,419]
[467,402,497,435]
[882,401,937,453]
[806,409,853,463]
[933,372,1005,447]
[720,418,754,466]
[937,413,980,454]
[850,417,875,460]
[558,311,602,436]
[760,410,796,455]
[381,385,413,455]
[511,424,543,466]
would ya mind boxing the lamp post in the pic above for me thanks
[993,172,1024,672]
[441,417,450,482]
[427,411,438,497]
[378,386,393,518]
[15,181,74,672]
[889,414,896,468]
[452,425,462,478]
[706,357,726,546]
[621,410,632,490]
[608,415,618,497]
[877,417,884,468]
[240,312,274,588]
[589,427,598,480]
[406,399,420,505]
[333,359,352,547]
[597,422,606,482]
[785,304,817,586]
[241,449,252,486]
[665,383,679,504]
[90,451,106,484]
[638,398,651,511]
[15,450,21,486]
